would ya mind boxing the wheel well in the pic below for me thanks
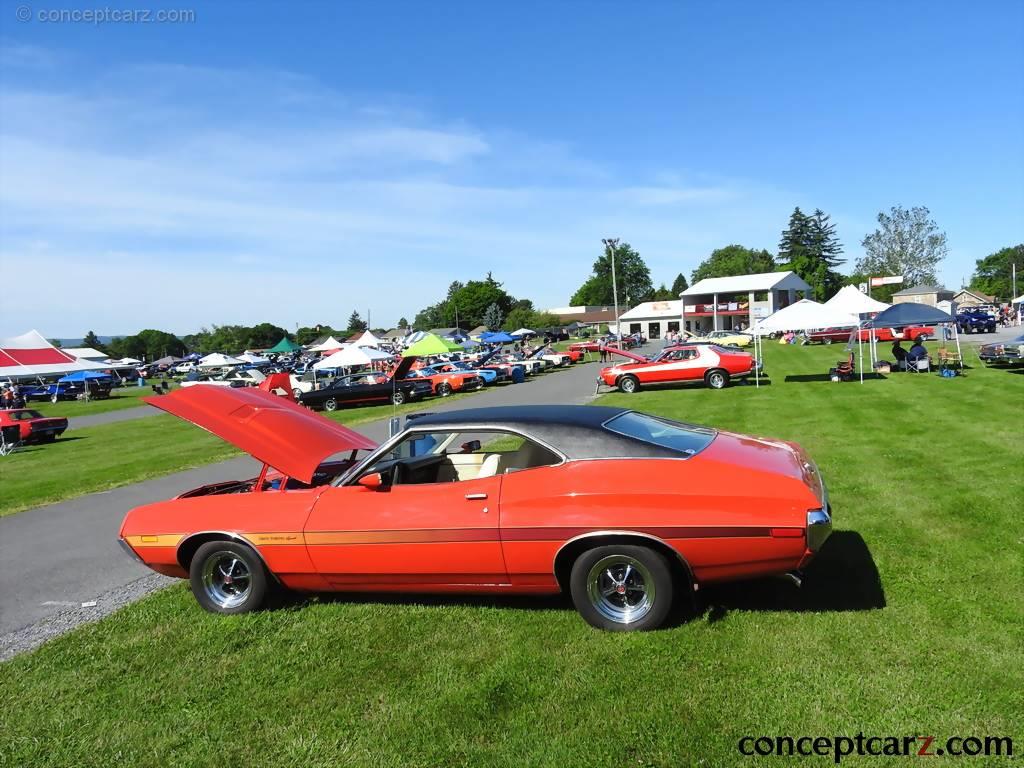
[704,367,727,380]
[616,373,637,386]
[176,532,265,573]
[553,533,693,594]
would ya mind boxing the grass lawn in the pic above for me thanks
[29,384,174,418]
[1,344,1021,766]
[0,388,484,518]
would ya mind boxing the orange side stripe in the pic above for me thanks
[125,534,185,548]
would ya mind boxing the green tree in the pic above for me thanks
[443,278,515,328]
[857,205,948,287]
[651,284,675,301]
[671,272,689,295]
[691,244,776,284]
[81,331,108,354]
[347,311,368,333]
[413,304,447,330]
[482,302,504,331]
[570,242,654,305]
[108,329,185,362]
[397,317,409,329]
[969,244,1023,300]
[294,325,338,346]
[778,208,845,301]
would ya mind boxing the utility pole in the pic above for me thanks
[602,237,620,337]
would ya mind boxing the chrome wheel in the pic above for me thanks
[707,371,727,389]
[324,398,338,411]
[201,551,252,610]
[586,555,655,625]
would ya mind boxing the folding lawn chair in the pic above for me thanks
[0,424,22,456]
[906,356,930,374]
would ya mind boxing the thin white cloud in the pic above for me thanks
[0,49,799,335]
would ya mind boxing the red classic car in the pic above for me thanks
[0,408,68,443]
[599,344,755,392]
[118,387,832,631]
[403,364,485,397]
[804,326,935,344]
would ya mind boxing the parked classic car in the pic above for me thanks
[694,330,753,347]
[403,365,485,397]
[180,369,266,389]
[424,361,503,385]
[599,344,756,392]
[118,388,832,631]
[804,326,935,344]
[0,408,68,442]
[978,333,1024,364]
[298,357,430,410]
[956,310,997,334]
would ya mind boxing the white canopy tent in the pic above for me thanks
[237,352,270,365]
[351,330,384,348]
[313,345,393,370]
[111,357,143,366]
[0,330,111,380]
[307,336,347,353]
[510,328,536,337]
[198,353,245,368]
[751,300,862,385]
[824,285,890,315]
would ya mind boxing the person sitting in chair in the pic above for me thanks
[891,341,908,368]
[907,339,928,366]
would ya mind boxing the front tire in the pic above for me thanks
[569,545,674,631]
[437,382,453,397]
[189,541,268,615]
[706,369,729,389]
[391,390,406,405]
[618,375,639,394]
[323,398,338,412]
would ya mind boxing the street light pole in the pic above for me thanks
[602,237,620,337]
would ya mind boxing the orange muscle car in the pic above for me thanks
[119,386,832,630]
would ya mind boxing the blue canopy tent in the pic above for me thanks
[863,303,961,370]
[57,370,112,383]
[461,339,480,349]
[480,331,516,343]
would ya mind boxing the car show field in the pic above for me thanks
[1,342,1020,766]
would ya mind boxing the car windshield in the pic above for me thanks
[603,412,716,456]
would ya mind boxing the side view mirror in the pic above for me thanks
[357,472,385,490]
[460,440,481,453]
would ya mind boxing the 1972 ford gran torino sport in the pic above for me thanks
[119,387,832,630]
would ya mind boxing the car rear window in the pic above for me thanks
[603,412,715,456]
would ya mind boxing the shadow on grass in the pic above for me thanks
[700,531,885,623]
[784,372,887,383]
[270,531,884,630]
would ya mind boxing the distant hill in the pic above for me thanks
[53,336,126,348]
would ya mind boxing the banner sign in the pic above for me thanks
[870,275,904,287]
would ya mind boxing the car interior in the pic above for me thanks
[357,430,561,486]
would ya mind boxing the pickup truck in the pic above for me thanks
[956,311,996,334]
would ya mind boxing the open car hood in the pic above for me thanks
[604,346,650,363]
[145,386,377,484]
[391,355,418,380]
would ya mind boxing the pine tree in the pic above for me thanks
[778,207,845,301]
[482,302,504,331]
[82,330,108,354]
[397,317,409,329]
[671,273,689,295]
[347,311,367,332]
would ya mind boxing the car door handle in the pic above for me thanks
[465,493,488,500]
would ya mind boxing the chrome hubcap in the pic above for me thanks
[201,551,251,609]
[586,555,654,624]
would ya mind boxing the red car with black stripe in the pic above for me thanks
[118,387,832,631]
[0,408,68,443]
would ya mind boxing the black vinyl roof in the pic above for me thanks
[406,405,690,459]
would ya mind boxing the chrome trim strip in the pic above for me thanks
[117,537,144,564]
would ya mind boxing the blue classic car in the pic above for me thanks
[956,310,996,334]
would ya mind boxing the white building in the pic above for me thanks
[617,271,812,338]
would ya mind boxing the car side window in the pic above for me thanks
[361,430,560,486]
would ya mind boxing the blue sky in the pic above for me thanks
[2,0,1022,336]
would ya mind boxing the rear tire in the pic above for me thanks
[823,337,833,345]
[292,388,302,399]
[569,545,674,631]
[706,369,729,389]
[189,541,268,615]
[618,375,639,394]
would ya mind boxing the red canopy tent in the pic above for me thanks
[0,330,111,380]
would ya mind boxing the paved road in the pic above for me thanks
[69,404,160,429]
[0,356,616,648]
